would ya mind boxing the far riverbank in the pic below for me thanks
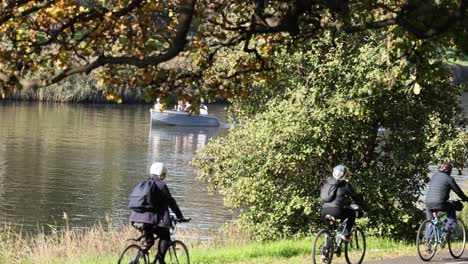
[3,63,467,104]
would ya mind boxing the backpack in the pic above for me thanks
[128,179,161,213]
[320,182,338,203]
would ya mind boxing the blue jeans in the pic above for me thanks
[425,201,457,229]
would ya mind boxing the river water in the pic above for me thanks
[0,102,232,233]
[0,93,467,234]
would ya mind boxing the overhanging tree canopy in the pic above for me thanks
[0,0,466,101]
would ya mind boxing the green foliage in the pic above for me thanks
[194,32,467,240]
[426,115,468,172]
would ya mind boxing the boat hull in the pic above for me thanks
[150,110,221,127]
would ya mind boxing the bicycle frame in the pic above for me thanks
[325,216,349,255]
[313,209,366,264]
[425,211,448,245]
[124,233,145,243]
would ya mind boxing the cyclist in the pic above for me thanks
[129,162,188,264]
[320,164,367,242]
[425,162,468,231]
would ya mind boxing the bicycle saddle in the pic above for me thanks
[131,222,148,230]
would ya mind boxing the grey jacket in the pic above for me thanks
[321,176,366,209]
[425,171,468,209]
[129,176,183,227]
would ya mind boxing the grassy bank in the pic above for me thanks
[7,74,146,103]
[0,222,418,264]
[189,236,414,264]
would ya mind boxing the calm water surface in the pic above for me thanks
[0,93,467,234]
[0,102,232,233]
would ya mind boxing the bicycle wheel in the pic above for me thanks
[118,244,149,264]
[344,226,366,264]
[312,229,333,264]
[448,219,466,258]
[416,220,438,261]
[166,240,189,264]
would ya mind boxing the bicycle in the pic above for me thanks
[312,205,366,264]
[118,216,191,264]
[416,201,466,261]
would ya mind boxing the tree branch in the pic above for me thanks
[2,0,197,89]
[396,0,467,39]
[0,1,55,25]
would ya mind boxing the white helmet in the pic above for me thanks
[150,162,167,176]
[333,165,349,180]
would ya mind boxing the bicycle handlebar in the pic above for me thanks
[170,215,191,223]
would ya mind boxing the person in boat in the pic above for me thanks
[200,103,208,115]
[184,101,192,112]
[176,100,184,111]
[153,98,163,112]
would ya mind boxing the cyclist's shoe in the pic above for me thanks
[340,234,352,243]
[156,253,166,264]
[425,242,432,253]
[321,254,329,262]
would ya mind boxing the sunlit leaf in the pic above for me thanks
[413,82,421,95]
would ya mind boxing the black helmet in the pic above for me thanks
[438,162,453,174]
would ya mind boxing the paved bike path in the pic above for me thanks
[367,252,468,264]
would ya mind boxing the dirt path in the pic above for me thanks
[367,251,468,264]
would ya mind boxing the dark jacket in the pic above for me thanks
[425,171,468,209]
[321,177,366,209]
[129,176,183,227]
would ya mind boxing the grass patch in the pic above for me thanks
[190,238,312,263]
[0,221,421,264]
[189,236,415,264]
[23,236,415,264]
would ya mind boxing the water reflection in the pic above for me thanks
[146,125,231,232]
[148,125,220,158]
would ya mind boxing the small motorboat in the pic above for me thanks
[150,109,221,127]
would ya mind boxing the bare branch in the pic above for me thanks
[341,18,398,33]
